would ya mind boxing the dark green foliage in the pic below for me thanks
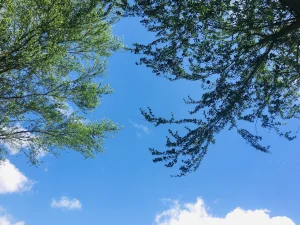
[127,0,300,176]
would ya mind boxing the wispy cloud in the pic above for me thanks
[0,160,33,194]
[51,196,82,210]
[213,198,221,204]
[129,120,151,135]
[155,198,295,225]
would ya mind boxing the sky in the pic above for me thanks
[0,15,300,225]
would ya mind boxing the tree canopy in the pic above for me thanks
[127,0,300,175]
[0,0,124,164]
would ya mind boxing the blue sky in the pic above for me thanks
[0,16,300,225]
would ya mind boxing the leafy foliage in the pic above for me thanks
[127,0,300,175]
[0,0,125,164]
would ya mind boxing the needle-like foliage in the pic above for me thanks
[127,0,300,175]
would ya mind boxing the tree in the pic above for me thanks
[127,0,300,176]
[0,0,125,164]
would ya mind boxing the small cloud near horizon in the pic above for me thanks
[154,198,295,225]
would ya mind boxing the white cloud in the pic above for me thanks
[0,124,35,155]
[0,124,46,160]
[129,120,151,135]
[0,160,33,194]
[51,196,82,210]
[0,207,25,225]
[0,215,24,225]
[155,198,295,225]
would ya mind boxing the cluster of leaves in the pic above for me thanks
[127,0,300,175]
[0,0,126,164]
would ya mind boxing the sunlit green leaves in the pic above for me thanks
[0,0,123,164]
